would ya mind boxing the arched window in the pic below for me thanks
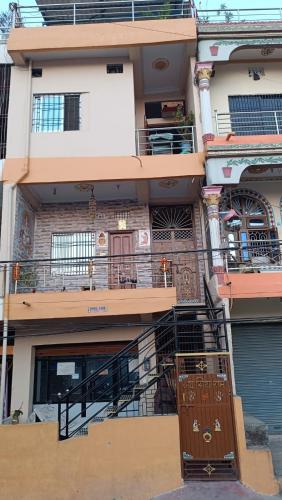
[220,192,278,266]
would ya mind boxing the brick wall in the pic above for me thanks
[33,200,151,291]
[13,187,35,261]
[13,194,206,300]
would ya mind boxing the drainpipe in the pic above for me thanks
[0,60,32,423]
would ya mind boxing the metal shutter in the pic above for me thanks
[232,323,282,434]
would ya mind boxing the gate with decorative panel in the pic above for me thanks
[151,206,200,302]
[176,353,238,481]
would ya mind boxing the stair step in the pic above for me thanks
[105,406,119,415]
[119,394,132,402]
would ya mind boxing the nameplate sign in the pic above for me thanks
[88,306,108,313]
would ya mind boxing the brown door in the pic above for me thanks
[176,354,238,481]
[109,232,135,289]
[151,206,200,301]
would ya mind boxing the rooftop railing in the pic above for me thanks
[12,1,193,27]
[136,125,195,155]
[215,110,282,137]
[197,8,282,24]
[224,239,282,273]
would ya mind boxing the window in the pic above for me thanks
[32,93,80,132]
[51,232,95,275]
[34,353,138,404]
[32,68,42,78]
[107,64,123,74]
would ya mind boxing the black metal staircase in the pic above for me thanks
[58,280,229,440]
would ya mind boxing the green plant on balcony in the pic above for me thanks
[175,107,195,150]
[216,3,234,23]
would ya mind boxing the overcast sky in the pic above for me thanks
[2,0,282,14]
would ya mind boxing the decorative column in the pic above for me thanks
[202,186,224,282]
[195,62,214,144]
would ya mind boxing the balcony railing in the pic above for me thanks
[13,1,193,27]
[10,250,201,301]
[197,8,282,24]
[224,239,282,273]
[136,126,195,155]
[215,110,282,137]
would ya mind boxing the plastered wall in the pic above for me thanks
[210,61,282,129]
[0,417,182,500]
[6,59,136,158]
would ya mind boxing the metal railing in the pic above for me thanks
[224,239,282,273]
[13,1,193,27]
[215,110,282,136]
[136,125,195,155]
[197,8,282,24]
[10,250,201,301]
[57,298,228,439]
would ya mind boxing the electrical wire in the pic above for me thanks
[1,315,282,343]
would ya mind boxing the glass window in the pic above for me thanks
[51,232,95,275]
[32,93,80,132]
[34,354,139,404]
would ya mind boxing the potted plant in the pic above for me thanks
[18,265,38,292]
[11,405,23,424]
[175,107,195,154]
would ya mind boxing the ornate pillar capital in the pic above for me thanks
[195,62,214,88]
[202,186,222,207]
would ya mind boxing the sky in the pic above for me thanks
[2,0,282,13]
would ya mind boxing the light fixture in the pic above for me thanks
[248,67,265,81]
[152,58,169,71]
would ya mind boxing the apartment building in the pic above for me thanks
[197,5,282,486]
[0,3,280,499]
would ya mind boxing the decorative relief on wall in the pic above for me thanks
[96,232,108,248]
[19,210,33,258]
[138,230,150,247]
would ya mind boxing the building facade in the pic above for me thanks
[0,3,281,499]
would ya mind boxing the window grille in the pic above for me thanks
[51,232,95,275]
[32,93,80,132]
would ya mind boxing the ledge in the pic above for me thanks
[8,19,196,64]
[8,287,177,320]
[3,153,205,184]
[218,273,282,299]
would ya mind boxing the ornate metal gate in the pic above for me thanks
[151,206,200,301]
[176,353,238,481]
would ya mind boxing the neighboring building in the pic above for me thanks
[197,5,282,485]
[0,3,280,499]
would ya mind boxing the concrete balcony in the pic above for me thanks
[7,250,202,320]
[219,239,282,299]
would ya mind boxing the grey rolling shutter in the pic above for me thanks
[232,323,282,434]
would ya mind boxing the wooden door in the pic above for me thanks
[109,232,135,289]
[176,354,238,481]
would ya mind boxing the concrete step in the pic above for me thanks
[269,435,282,481]
[152,481,280,499]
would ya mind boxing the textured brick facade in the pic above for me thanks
[13,193,205,300]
